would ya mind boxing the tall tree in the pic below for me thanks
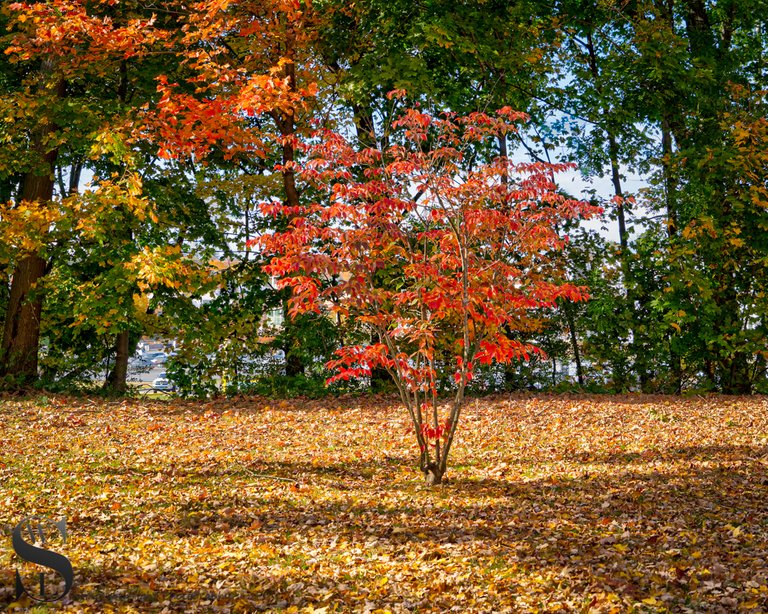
[0,0,167,386]
[0,59,63,382]
[534,0,768,392]
[149,0,325,381]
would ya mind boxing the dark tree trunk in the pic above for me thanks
[352,102,377,149]
[0,66,64,384]
[660,115,678,236]
[562,301,584,387]
[102,60,135,394]
[668,345,683,395]
[68,159,83,195]
[269,38,308,380]
[285,347,304,377]
[424,462,443,486]
[269,48,300,210]
[584,29,653,391]
[704,359,717,390]
[0,255,48,382]
[1,148,59,380]
[281,295,305,378]
[720,352,752,395]
[104,330,130,393]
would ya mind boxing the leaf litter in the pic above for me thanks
[0,393,767,612]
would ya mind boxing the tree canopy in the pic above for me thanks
[1,0,767,400]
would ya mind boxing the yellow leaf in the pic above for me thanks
[742,601,759,609]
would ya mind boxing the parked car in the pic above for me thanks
[150,352,168,366]
[139,350,165,361]
[152,372,175,391]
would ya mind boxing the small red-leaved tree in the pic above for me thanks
[261,98,600,484]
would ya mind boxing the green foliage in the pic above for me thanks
[3,0,768,395]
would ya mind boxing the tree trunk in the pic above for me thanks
[660,115,678,236]
[104,330,130,393]
[0,255,48,382]
[704,359,717,390]
[584,29,652,391]
[268,36,308,380]
[285,349,304,378]
[1,153,57,382]
[281,295,305,378]
[669,344,683,394]
[102,60,135,394]
[269,44,300,210]
[424,462,443,486]
[551,355,557,387]
[0,65,64,385]
[352,102,377,149]
[68,159,83,195]
[720,352,751,395]
[562,301,584,387]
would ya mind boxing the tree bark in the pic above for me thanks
[0,71,64,383]
[660,115,678,236]
[562,300,584,387]
[720,352,751,395]
[424,462,443,486]
[0,255,48,382]
[584,30,647,389]
[352,102,377,149]
[104,59,134,394]
[269,47,300,210]
[1,55,65,384]
[104,330,130,393]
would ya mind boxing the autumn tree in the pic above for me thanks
[514,0,768,393]
[0,0,172,385]
[619,0,768,392]
[1,0,321,391]
[261,101,599,483]
[660,86,768,393]
[145,0,334,384]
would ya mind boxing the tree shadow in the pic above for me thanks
[74,456,768,610]
[50,438,768,611]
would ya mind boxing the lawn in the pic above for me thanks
[1,393,767,612]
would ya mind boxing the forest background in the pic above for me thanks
[1,0,767,398]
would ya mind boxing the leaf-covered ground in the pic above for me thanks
[1,393,768,612]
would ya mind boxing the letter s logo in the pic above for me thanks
[12,516,73,602]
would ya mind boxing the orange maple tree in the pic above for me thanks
[261,99,601,484]
[148,0,320,194]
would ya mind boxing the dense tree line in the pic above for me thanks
[1,0,767,395]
